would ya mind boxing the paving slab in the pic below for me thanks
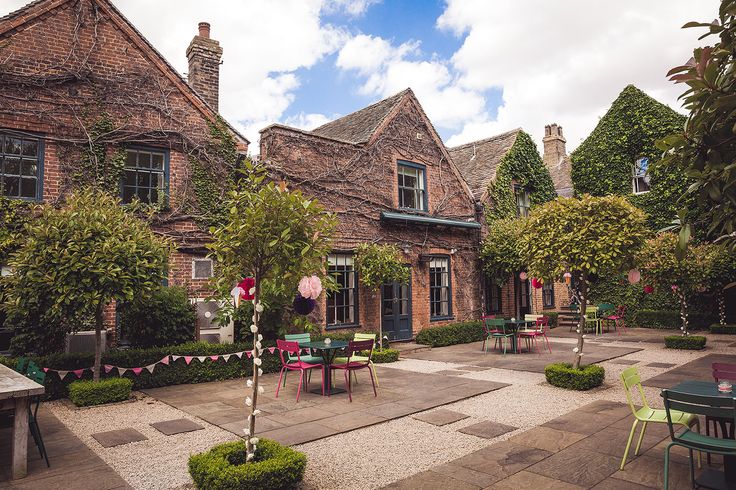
[383,469,479,489]
[412,408,469,426]
[91,428,147,448]
[149,418,203,436]
[458,420,517,439]
[434,369,471,376]
[526,446,620,487]
[432,462,498,488]
[646,362,676,368]
[487,471,585,490]
[507,426,585,452]
[608,359,640,365]
[643,354,736,388]
[452,441,551,479]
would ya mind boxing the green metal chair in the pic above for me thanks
[283,333,322,387]
[13,357,28,374]
[596,303,615,332]
[333,333,380,387]
[662,389,736,489]
[488,319,513,354]
[24,360,49,467]
[584,306,602,335]
[620,366,700,470]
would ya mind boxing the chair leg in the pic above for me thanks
[275,367,285,398]
[344,370,352,403]
[664,442,672,490]
[320,367,325,396]
[544,334,552,353]
[368,366,377,397]
[282,369,287,387]
[296,371,304,402]
[634,421,648,455]
[707,418,712,466]
[620,419,639,470]
[688,448,696,489]
[370,361,380,387]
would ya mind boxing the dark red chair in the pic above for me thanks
[518,316,551,354]
[603,305,627,335]
[481,315,500,352]
[275,339,324,402]
[707,362,736,463]
[330,339,377,402]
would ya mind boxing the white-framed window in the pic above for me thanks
[429,256,452,319]
[397,161,427,211]
[515,186,531,217]
[327,253,358,326]
[633,157,650,194]
[192,258,214,279]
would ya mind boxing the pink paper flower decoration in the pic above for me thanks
[627,269,641,285]
[531,277,543,289]
[238,277,255,300]
[519,271,528,280]
[671,284,678,291]
[643,285,654,294]
[298,275,322,300]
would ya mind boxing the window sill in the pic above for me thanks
[430,316,455,322]
[397,207,429,215]
[326,323,361,330]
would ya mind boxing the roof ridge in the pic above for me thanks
[448,127,522,150]
[262,123,361,146]
[0,0,50,24]
[310,88,411,134]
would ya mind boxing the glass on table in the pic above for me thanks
[718,379,733,393]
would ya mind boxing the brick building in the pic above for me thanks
[260,89,484,340]
[0,0,248,343]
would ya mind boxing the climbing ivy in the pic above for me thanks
[486,131,557,221]
[0,198,31,264]
[570,85,690,231]
[480,218,526,284]
[73,112,127,195]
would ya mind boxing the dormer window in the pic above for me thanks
[397,161,427,211]
[515,186,530,217]
[633,157,650,194]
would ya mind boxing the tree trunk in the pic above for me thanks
[378,290,384,350]
[718,290,726,326]
[573,275,587,370]
[93,304,104,382]
[678,289,689,336]
[246,273,260,459]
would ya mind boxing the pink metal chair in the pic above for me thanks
[330,339,377,402]
[518,316,551,354]
[481,315,500,352]
[603,305,627,335]
[275,339,324,402]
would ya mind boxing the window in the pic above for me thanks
[327,254,358,326]
[122,148,168,205]
[397,161,427,211]
[633,157,650,194]
[0,131,43,201]
[192,259,214,279]
[484,276,502,313]
[429,256,452,319]
[515,186,530,217]
[542,282,555,308]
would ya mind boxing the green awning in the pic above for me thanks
[380,211,481,229]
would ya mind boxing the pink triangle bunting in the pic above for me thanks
[184,356,193,365]
[131,367,143,376]
[210,355,219,362]
[268,347,276,354]
[43,368,49,373]
[73,369,85,379]
[104,365,114,374]
[246,351,252,359]
[159,356,170,365]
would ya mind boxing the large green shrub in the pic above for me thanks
[635,310,716,330]
[710,324,736,335]
[543,311,559,328]
[545,363,605,391]
[664,335,707,350]
[366,348,399,363]
[415,321,483,347]
[119,286,195,348]
[68,378,132,407]
[480,218,526,285]
[188,439,306,490]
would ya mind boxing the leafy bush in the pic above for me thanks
[415,321,483,347]
[68,378,132,407]
[366,348,399,363]
[664,335,707,350]
[545,363,605,391]
[119,286,195,348]
[543,311,559,328]
[710,324,736,335]
[635,310,716,330]
[188,439,306,490]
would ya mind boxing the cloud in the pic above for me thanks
[323,0,381,17]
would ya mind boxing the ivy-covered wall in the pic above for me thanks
[570,85,689,231]
[486,131,557,221]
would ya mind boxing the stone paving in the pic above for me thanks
[644,353,736,388]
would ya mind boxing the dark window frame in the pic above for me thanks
[121,146,170,206]
[0,130,45,202]
[326,252,360,329]
[514,185,530,218]
[397,160,428,212]
[542,281,555,309]
[484,276,502,314]
[429,255,453,321]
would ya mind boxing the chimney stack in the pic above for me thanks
[186,22,223,111]
[542,124,574,197]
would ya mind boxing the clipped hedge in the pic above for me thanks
[188,439,306,490]
[68,378,132,407]
[664,335,707,350]
[635,310,717,330]
[545,363,605,391]
[366,348,399,363]
[710,324,736,335]
[544,311,559,328]
[415,321,483,347]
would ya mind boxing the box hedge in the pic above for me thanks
[634,310,717,330]
[68,378,133,407]
[365,348,399,363]
[545,363,605,391]
[664,335,707,350]
[188,439,306,489]
[710,324,736,335]
[415,321,483,347]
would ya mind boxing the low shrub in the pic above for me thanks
[119,286,196,348]
[710,324,736,335]
[365,348,399,363]
[188,439,306,489]
[415,321,483,347]
[543,311,559,328]
[545,363,605,391]
[664,335,707,350]
[635,310,717,330]
[68,378,133,407]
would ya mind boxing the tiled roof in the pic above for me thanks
[448,129,521,199]
[310,89,410,144]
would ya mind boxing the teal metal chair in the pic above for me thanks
[24,360,49,467]
[283,333,322,387]
[487,319,513,354]
[13,357,29,374]
[662,389,736,489]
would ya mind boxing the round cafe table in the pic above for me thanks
[502,319,536,353]
[297,340,348,396]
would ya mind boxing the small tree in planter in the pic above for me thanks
[1,190,170,381]
[519,195,647,369]
[480,218,526,288]
[208,167,335,462]
[706,244,736,326]
[354,243,410,348]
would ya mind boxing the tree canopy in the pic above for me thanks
[480,218,526,284]
[354,243,410,290]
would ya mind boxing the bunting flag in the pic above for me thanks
[268,347,276,354]
[223,354,232,362]
[145,364,156,374]
[184,356,193,365]
[209,355,219,362]
[73,369,84,379]
[246,351,252,359]
[171,355,181,361]
[57,371,69,379]
[131,367,143,376]
[104,365,114,374]
[235,352,243,359]
[119,368,128,376]
[197,356,207,363]
[159,356,170,365]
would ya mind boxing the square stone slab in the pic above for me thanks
[92,428,147,447]
[646,362,676,368]
[458,365,490,372]
[608,359,639,365]
[150,418,204,436]
[434,370,470,376]
[413,409,469,426]
[459,420,517,439]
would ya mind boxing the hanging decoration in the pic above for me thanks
[298,275,323,300]
[643,285,654,294]
[531,277,543,289]
[519,271,528,281]
[627,269,641,284]
[293,293,317,315]
[563,272,572,284]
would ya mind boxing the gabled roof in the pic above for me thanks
[311,89,410,144]
[448,129,521,200]
[0,0,249,147]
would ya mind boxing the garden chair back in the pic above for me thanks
[276,339,303,365]
[536,316,550,333]
[481,315,500,352]
[344,339,375,365]
[597,303,615,316]
[488,319,513,354]
[331,339,377,402]
[275,339,323,401]
[284,333,311,361]
[712,362,736,382]
[661,389,736,489]
[332,333,380,388]
[354,332,377,348]
[13,357,28,374]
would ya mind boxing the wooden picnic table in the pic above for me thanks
[0,362,44,479]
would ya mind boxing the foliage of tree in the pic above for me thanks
[119,286,196,348]
[660,2,736,244]
[706,245,736,325]
[480,218,526,284]
[570,85,691,231]
[208,163,336,461]
[487,131,557,221]
[0,190,171,380]
[519,195,648,368]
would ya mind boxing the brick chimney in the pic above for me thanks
[186,22,223,111]
[542,124,574,197]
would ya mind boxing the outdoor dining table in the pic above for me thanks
[0,362,44,479]
[502,319,536,354]
[665,379,736,490]
[297,340,348,396]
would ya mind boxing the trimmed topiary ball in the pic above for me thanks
[545,363,605,391]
